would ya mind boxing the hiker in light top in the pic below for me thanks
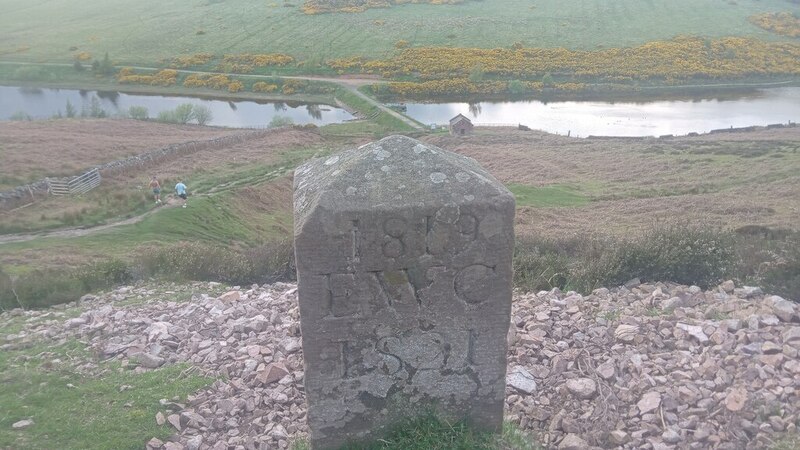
[149,176,162,204]
[175,180,188,208]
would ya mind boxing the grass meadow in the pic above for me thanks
[1,0,798,68]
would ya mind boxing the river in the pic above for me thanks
[3,85,800,136]
[404,87,800,137]
[0,85,354,128]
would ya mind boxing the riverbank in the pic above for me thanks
[5,60,800,116]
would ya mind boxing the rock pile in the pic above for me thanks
[2,280,798,449]
[506,281,799,450]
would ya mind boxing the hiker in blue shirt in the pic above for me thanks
[175,180,188,208]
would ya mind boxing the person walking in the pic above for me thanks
[149,176,162,205]
[175,180,188,208]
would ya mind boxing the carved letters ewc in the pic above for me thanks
[293,135,515,449]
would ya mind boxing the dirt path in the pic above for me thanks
[0,200,183,244]
[0,61,423,129]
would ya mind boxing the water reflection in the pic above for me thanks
[306,104,322,120]
[0,85,354,128]
[405,88,800,137]
[468,102,481,118]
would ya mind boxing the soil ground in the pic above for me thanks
[424,127,800,239]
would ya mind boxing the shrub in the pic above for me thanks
[514,224,737,294]
[614,224,736,288]
[173,104,195,124]
[749,12,800,38]
[169,53,214,68]
[513,237,570,292]
[228,80,244,93]
[0,241,295,310]
[734,230,800,301]
[9,110,32,121]
[11,66,52,82]
[268,115,294,128]
[65,100,77,118]
[156,110,178,123]
[191,104,213,125]
[137,241,295,285]
[128,105,149,120]
[252,81,279,93]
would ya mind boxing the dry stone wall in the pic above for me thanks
[0,129,275,211]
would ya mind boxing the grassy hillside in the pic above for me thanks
[2,121,798,302]
[1,0,798,67]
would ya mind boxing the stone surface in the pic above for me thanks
[293,135,515,449]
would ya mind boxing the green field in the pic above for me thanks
[1,0,798,68]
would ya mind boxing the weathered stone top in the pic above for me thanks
[294,135,510,235]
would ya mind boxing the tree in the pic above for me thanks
[191,104,213,125]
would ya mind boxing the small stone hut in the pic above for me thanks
[449,114,474,136]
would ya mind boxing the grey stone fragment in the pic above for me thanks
[559,433,589,450]
[565,378,597,399]
[134,352,165,369]
[12,419,33,429]
[663,428,682,443]
[676,323,709,344]
[294,135,514,449]
[609,430,629,445]
[507,366,537,394]
[186,435,203,450]
[615,324,638,343]
[146,437,164,449]
[638,391,662,414]
[771,298,796,322]
[783,327,800,342]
